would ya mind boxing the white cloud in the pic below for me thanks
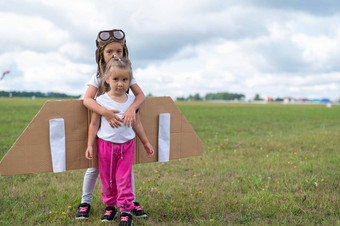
[0,12,69,51]
[26,0,102,28]
[0,50,94,95]
[1,0,340,100]
[59,43,89,61]
[292,33,340,66]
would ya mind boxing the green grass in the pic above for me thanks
[0,99,339,225]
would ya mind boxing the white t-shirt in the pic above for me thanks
[96,93,136,143]
[87,73,137,89]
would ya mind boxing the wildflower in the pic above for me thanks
[67,206,72,209]
[198,191,202,194]
[321,179,324,182]
[154,170,158,174]
[62,212,66,215]
[54,211,58,214]
[30,202,34,205]
[305,157,307,160]
[314,182,318,187]
[294,152,297,155]
[294,166,296,168]
[138,187,142,191]
[210,219,214,222]
[276,154,279,157]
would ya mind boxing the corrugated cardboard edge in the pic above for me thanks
[0,97,204,176]
[0,100,96,175]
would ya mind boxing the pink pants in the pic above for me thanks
[97,138,135,212]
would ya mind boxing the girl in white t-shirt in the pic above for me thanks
[85,57,154,224]
[76,29,154,221]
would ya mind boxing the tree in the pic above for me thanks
[254,94,262,101]
[188,93,202,101]
[205,92,245,100]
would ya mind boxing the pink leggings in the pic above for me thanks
[97,138,135,212]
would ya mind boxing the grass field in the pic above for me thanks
[0,98,339,225]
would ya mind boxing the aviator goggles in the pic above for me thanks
[96,29,126,47]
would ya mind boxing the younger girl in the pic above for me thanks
[86,57,154,224]
[76,29,153,220]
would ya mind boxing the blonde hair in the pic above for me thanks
[97,57,132,96]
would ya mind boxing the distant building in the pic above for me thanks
[264,96,272,102]
[283,96,291,104]
[320,98,330,103]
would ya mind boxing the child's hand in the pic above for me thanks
[104,109,123,128]
[122,107,136,128]
[144,142,155,158]
[85,146,93,160]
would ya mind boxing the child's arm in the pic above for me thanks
[83,85,123,128]
[85,112,101,160]
[133,113,154,158]
[123,84,145,127]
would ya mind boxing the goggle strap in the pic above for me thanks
[98,48,105,75]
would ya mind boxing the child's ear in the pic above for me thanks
[105,78,109,84]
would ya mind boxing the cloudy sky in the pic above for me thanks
[1,0,340,100]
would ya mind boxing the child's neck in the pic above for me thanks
[107,92,127,103]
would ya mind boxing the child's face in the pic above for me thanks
[105,68,130,96]
[103,42,124,63]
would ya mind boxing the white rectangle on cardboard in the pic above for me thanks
[49,118,66,173]
[158,113,170,162]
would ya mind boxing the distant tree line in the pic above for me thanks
[176,93,338,102]
[177,92,245,101]
[205,92,245,101]
[0,91,81,99]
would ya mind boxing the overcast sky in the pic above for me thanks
[1,0,340,100]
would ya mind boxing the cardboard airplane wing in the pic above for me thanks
[0,97,204,176]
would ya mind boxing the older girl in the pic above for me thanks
[76,29,153,220]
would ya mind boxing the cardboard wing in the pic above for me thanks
[0,97,203,176]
